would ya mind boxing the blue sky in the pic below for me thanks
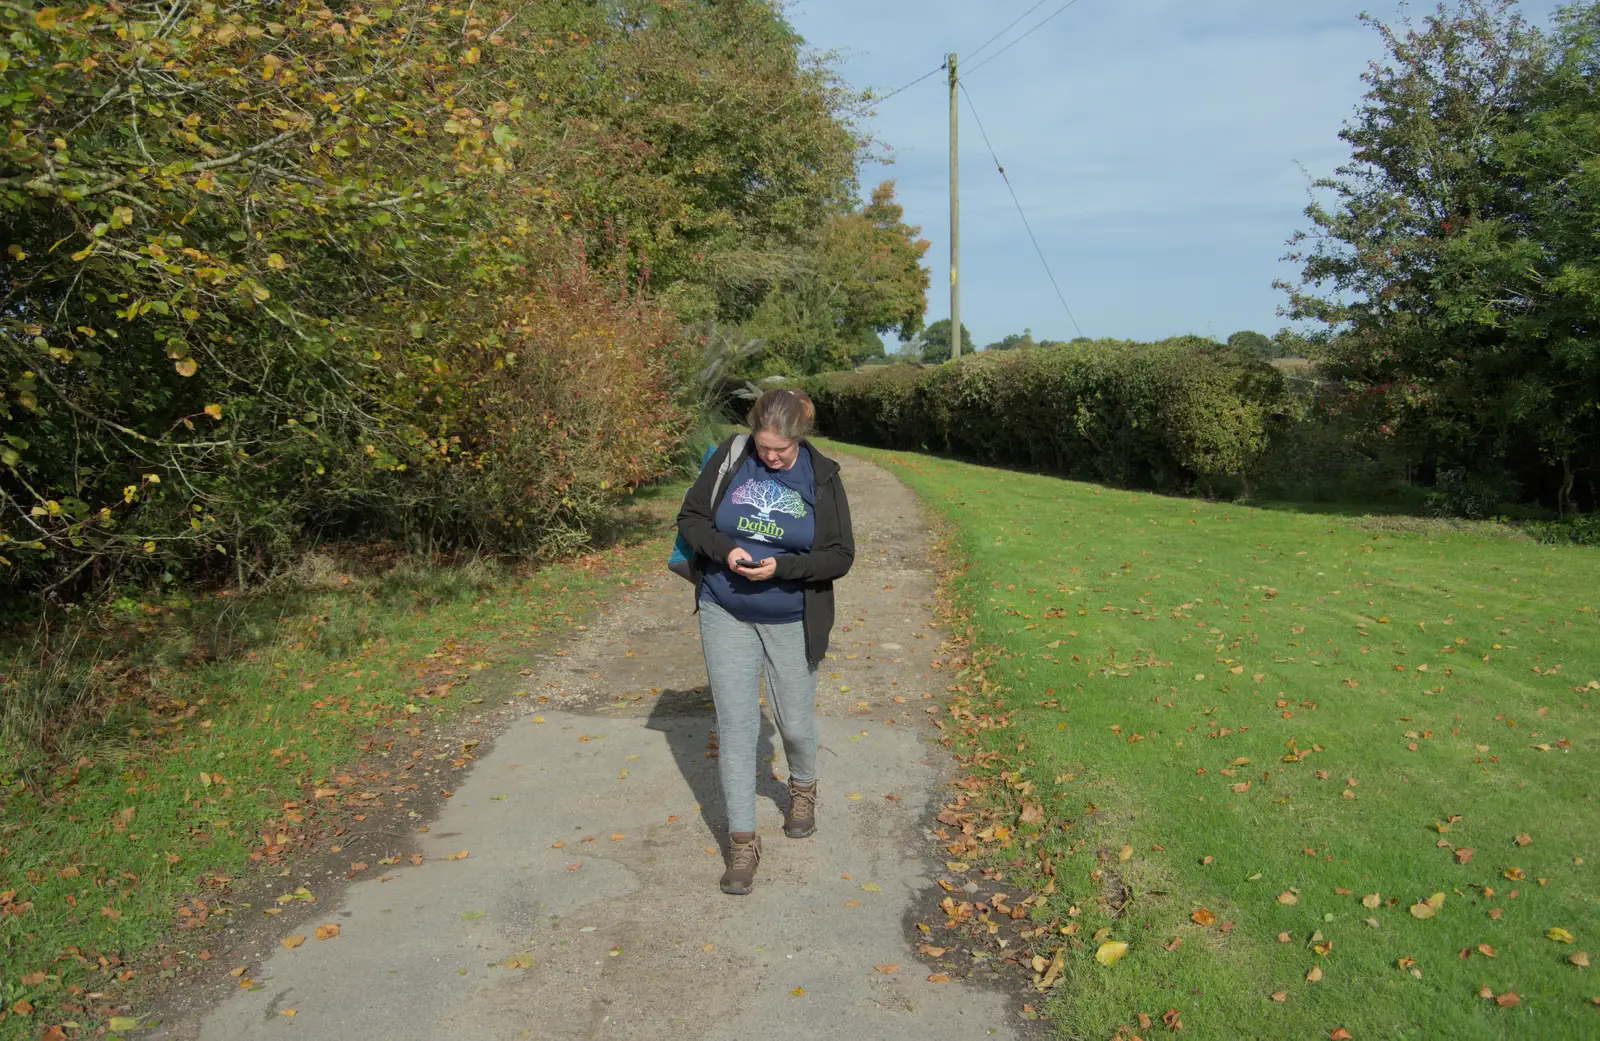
[784,0,1567,348]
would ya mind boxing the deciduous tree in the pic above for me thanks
[1283,0,1599,512]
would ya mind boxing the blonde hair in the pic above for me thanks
[747,388,815,440]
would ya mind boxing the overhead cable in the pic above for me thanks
[959,81,1086,339]
[967,0,1087,76]
[964,0,1053,64]
[844,61,948,115]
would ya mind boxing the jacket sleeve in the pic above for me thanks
[773,476,854,583]
[677,442,741,566]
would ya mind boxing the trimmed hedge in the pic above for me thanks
[807,338,1290,491]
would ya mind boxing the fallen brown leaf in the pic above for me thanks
[281,935,305,949]
[315,923,339,940]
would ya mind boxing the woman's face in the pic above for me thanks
[754,429,800,471]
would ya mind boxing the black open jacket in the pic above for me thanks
[676,437,855,666]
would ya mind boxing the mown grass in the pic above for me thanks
[0,493,679,1039]
[830,443,1598,1040]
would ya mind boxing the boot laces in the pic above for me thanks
[730,838,759,871]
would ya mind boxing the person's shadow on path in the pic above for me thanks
[645,686,787,856]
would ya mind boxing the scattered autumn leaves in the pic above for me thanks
[846,447,1600,1038]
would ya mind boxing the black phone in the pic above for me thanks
[733,557,763,570]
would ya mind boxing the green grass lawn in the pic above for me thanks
[0,508,676,1039]
[832,443,1598,1040]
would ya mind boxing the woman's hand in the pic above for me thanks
[727,549,777,582]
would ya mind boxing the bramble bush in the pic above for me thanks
[807,340,1290,492]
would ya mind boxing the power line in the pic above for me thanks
[844,61,948,116]
[842,0,1089,115]
[959,81,1085,339]
[964,0,1052,64]
[966,0,1086,76]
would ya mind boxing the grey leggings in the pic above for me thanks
[698,599,819,835]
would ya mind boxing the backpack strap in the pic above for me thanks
[709,434,748,506]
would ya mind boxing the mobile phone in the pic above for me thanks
[734,557,763,570]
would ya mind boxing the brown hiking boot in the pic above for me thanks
[784,780,818,839]
[720,833,761,895]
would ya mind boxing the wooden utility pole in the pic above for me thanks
[948,52,961,361]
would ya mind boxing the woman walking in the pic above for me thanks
[676,389,855,895]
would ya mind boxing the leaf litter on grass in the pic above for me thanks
[829,442,1600,1041]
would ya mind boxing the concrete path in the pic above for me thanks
[155,456,1020,1040]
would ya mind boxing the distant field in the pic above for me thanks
[831,442,1598,1040]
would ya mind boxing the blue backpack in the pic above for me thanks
[668,434,748,582]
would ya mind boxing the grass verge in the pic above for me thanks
[0,489,680,1039]
[827,442,1598,1041]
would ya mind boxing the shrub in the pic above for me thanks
[325,264,693,559]
[1253,390,1419,505]
[808,340,1289,492]
[1527,514,1600,546]
[1425,467,1519,521]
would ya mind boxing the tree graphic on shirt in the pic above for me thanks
[731,480,807,521]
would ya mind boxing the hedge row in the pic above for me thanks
[806,339,1290,491]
